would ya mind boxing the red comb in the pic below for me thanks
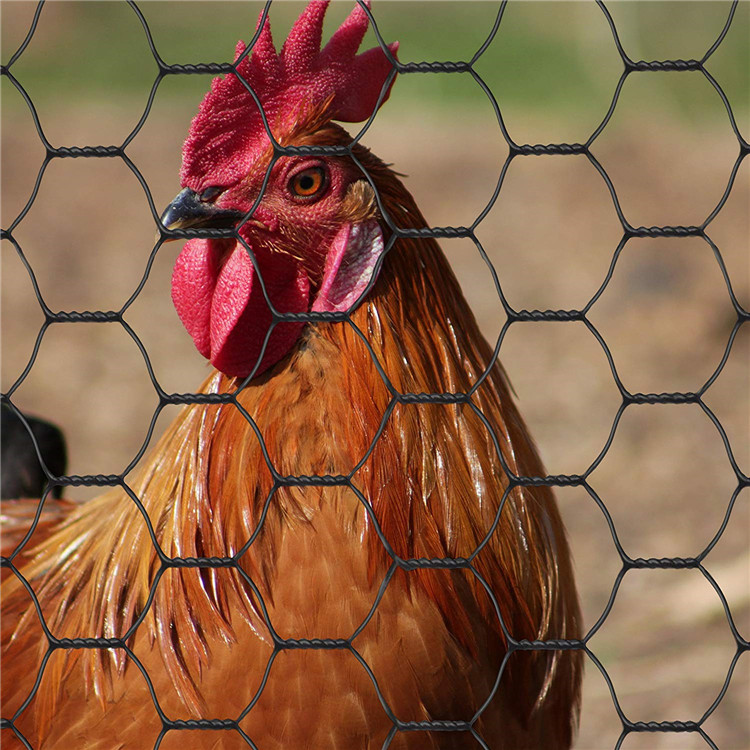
[181,0,398,190]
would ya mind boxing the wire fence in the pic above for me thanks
[2,1,749,748]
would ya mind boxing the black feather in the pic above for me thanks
[1,404,67,500]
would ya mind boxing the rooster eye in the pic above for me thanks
[199,186,222,203]
[289,167,327,200]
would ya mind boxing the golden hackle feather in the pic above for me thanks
[1,126,581,748]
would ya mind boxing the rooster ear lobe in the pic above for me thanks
[312,221,386,314]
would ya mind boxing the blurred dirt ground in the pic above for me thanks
[2,2,749,749]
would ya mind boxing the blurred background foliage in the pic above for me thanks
[2,1,748,124]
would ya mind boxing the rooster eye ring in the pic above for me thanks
[289,167,327,200]
[199,186,222,203]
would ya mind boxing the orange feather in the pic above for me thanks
[2,128,581,749]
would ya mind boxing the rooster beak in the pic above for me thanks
[160,188,244,233]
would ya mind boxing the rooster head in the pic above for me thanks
[161,0,398,379]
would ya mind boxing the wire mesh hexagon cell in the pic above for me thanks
[1,1,748,749]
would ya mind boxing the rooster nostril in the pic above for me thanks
[199,186,223,203]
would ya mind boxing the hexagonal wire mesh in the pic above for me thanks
[1,0,748,748]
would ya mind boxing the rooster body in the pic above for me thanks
[2,4,581,748]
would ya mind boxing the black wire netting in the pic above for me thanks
[2,1,749,748]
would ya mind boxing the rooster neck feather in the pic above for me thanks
[4,143,581,746]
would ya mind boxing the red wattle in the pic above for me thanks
[172,240,309,379]
[171,239,219,360]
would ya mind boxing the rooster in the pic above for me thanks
[1,405,67,503]
[0,405,70,583]
[1,2,582,748]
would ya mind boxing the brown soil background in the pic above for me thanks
[2,2,749,748]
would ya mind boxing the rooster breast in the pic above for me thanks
[3,329,512,750]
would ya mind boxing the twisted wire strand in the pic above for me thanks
[1,0,746,746]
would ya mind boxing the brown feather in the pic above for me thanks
[1,128,581,749]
